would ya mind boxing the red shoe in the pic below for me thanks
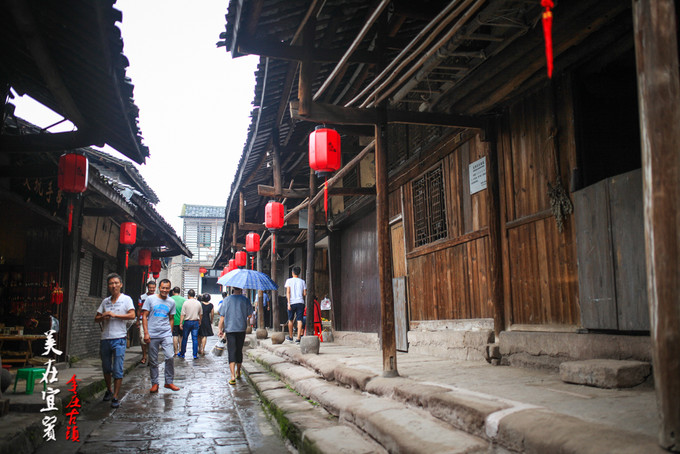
[149,384,159,393]
[164,383,180,391]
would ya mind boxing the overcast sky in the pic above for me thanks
[11,0,258,236]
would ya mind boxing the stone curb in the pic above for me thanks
[246,348,490,453]
[255,341,664,454]
[242,358,386,453]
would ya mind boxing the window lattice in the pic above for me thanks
[412,166,447,247]
[197,224,211,248]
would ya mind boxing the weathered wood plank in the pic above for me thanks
[608,169,648,331]
[573,180,617,329]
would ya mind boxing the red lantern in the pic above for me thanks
[309,127,341,175]
[220,266,228,277]
[199,267,207,277]
[119,222,137,268]
[58,152,88,234]
[150,258,162,276]
[246,232,260,270]
[235,251,247,268]
[246,232,261,253]
[309,126,341,222]
[265,201,284,255]
[138,249,152,267]
[228,259,236,272]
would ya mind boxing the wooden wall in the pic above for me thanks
[400,135,494,322]
[336,211,380,332]
[498,79,580,327]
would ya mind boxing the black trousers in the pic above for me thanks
[226,331,246,364]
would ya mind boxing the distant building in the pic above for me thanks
[180,204,225,296]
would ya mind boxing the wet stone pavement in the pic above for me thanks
[35,338,292,454]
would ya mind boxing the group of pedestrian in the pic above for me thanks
[95,266,306,408]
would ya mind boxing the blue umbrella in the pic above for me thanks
[217,268,278,291]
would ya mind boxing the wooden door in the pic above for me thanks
[390,221,408,351]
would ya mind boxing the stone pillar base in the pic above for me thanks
[300,335,320,354]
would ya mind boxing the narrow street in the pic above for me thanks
[35,338,291,454]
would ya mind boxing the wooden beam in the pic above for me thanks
[257,185,308,199]
[0,165,54,178]
[633,0,680,449]
[239,192,245,225]
[375,123,398,377]
[237,38,378,64]
[327,187,376,196]
[238,222,266,232]
[82,207,121,217]
[0,130,101,153]
[290,100,483,128]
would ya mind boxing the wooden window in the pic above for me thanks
[89,255,104,297]
[412,165,447,247]
[197,224,211,248]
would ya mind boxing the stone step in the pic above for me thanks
[244,354,490,453]
[559,359,652,388]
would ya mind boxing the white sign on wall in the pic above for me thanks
[469,157,487,195]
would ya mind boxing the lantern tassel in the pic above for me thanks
[67,201,74,235]
[272,233,276,255]
[541,0,554,78]
[324,178,328,223]
[125,249,129,269]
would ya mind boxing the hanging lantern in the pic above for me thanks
[541,0,554,78]
[150,259,162,280]
[199,266,207,277]
[265,201,284,255]
[309,126,341,176]
[235,250,247,268]
[246,232,260,270]
[309,126,341,222]
[119,222,137,268]
[138,249,152,267]
[246,232,261,253]
[58,152,89,234]
[228,259,236,273]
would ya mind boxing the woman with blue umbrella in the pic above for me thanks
[217,287,252,385]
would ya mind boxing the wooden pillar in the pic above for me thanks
[375,123,398,377]
[63,197,83,358]
[272,127,282,195]
[271,234,279,328]
[486,137,504,338]
[257,251,265,330]
[633,0,680,450]
[298,20,315,117]
[305,169,316,335]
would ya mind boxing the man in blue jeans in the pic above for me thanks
[94,273,135,408]
[179,289,202,359]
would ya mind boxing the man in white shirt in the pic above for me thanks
[285,266,307,343]
[94,273,136,408]
[179,289,202,359]
[142,279,179,393]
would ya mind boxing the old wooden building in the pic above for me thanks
[214,0,679,448]
[1,2,190,363]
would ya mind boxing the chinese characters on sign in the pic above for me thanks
[65,375,80,441]
[40,330,62,442]
[468,157,487,195]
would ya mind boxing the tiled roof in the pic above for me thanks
[180,204,226,219]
